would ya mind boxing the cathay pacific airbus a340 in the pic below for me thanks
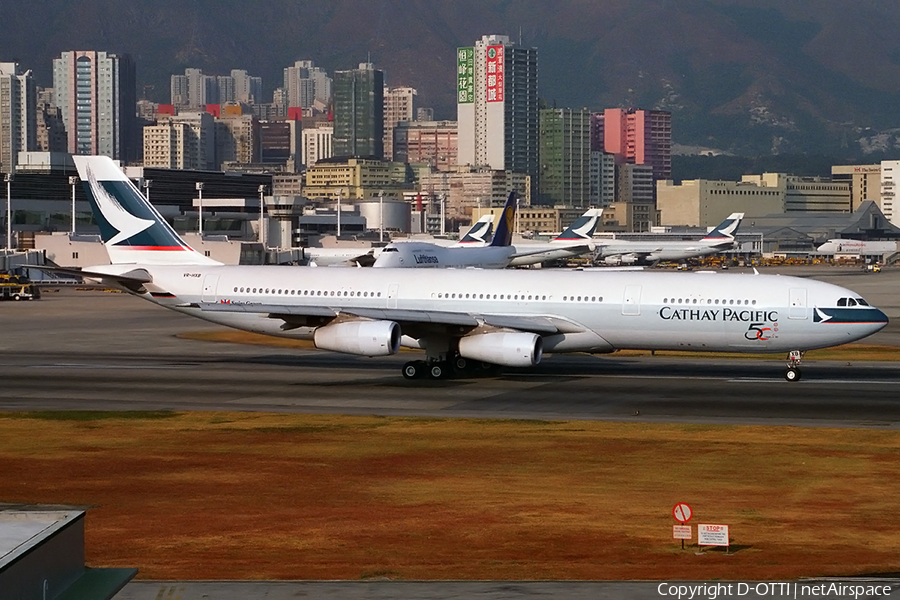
[59,156,887,382]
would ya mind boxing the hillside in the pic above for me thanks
[2,0,900,157]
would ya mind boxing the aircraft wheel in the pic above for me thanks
[784,367,802,382]
[402,361,424,380]
[429,362,448,380]
[478,361,501,376]
[454,356,468,371]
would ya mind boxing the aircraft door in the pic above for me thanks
[387,283,399,308]
[622,285,642,316]
[201,274,219,303]
[789,288,808,320]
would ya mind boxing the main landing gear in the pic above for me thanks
[402,355,499,380]
[401,360,451,380]
[784,350,805,382]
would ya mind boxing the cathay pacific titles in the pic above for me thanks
[659,307,779,322]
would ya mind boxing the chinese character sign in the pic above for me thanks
[485,45,504,103]
[457,47,474,104]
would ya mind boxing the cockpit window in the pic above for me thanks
[838,297,869,307]
[383,247,399,252]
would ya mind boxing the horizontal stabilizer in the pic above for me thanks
[31,265,153,292]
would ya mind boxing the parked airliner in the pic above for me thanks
[373,191,518,269]
[58,156,887,382]
[596,213,744,265]
[374,196,600,269]
[303,215,496,267]
[816,239,897,256]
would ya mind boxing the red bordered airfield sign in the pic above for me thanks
[698,523,730,547]
[672,502,692,523]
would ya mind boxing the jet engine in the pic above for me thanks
[458,332,543,367]
[314,320,401,356]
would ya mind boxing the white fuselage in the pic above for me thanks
[94,265,887,355]
[596,239,732,262]
[816,240,897,256]
[373,242,513,269]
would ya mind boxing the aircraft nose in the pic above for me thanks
[858,307,890,337]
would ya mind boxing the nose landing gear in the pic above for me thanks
[784,350,805,382]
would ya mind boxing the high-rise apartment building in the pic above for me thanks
[283,60,332,110]
[53,51,136,160]
[171,75,189,106]
[0,63,36,173]
[591,108,671,181]
[302,124,333,167]
[259,118,301,168]
[173,68,262,109]
[333,63,384,159]
[143,111,216,170]
[880,161,899,227]
[231,69,262,104]
[217,76,235,104]
[590,152,616,207]
[215,108,260,169]
[393,120,457,171]
[383,86,416,160]
[538,108,591,207]
[456,35,539,194]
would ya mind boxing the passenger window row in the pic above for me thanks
[431,293,604,302]
[663,297,756,306]
[233,286,382,298]
[436,292,550,301]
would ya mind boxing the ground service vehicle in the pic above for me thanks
[0,273,41,301]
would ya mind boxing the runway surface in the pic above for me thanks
[1,268,899,429]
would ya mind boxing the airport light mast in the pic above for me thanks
[195,182,204,236]
[68,176,79,234]
[5,172,13,251]
[257,184,266,247]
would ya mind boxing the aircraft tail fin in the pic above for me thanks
[703,212,744,241]
[553,208,602,242]
[73,156,221,266]
[488,191,517,248]
[457,214,494,245]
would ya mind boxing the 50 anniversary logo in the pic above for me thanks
[659,307,780,342]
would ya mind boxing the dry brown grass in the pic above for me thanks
[2,412,900,580]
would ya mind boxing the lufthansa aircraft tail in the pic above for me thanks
[488,191,518,248]
[73,156,221,266]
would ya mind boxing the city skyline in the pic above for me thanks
[2,1,900,157]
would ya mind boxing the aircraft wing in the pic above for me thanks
[307,249,377,267]
[194,302,583,335]
[508,242,593,261]
[597,247,658,259]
